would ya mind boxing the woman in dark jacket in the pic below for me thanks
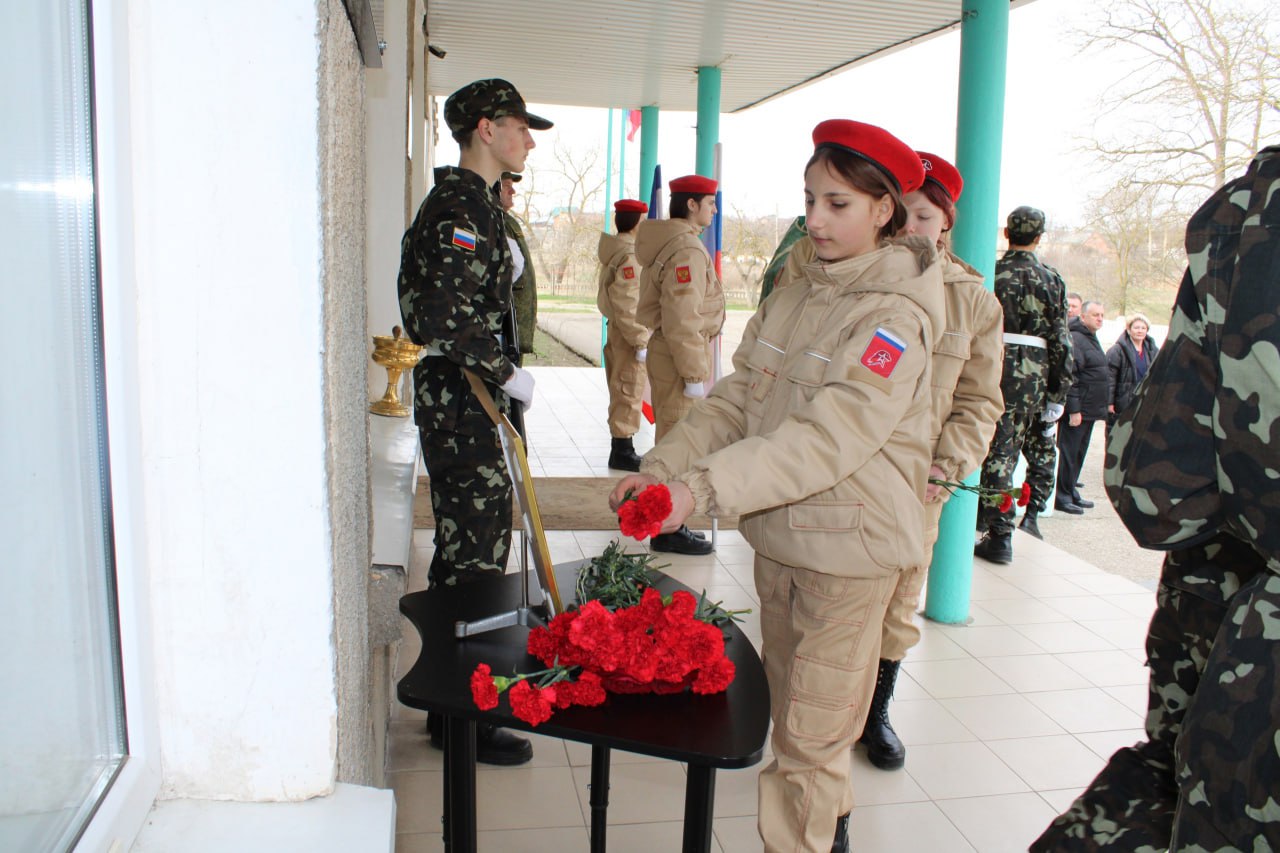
[1107,313,1160,429]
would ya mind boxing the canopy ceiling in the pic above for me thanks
[422,1,1031,113]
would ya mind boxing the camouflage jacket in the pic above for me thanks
[1105,145,1280,571]
[398,166,515,434]
[992,249,1073,412]
[505,211,537,354]
[757,216,807,303]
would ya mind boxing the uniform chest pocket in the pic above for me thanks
[746,337,787,405]
[932,331,971,389]
[786,349,831,387]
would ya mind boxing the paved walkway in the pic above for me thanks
[388,367,1161,853]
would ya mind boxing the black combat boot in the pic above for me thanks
[831,812,851,853]
[650,525,713,555]
[974,531,1013,564]
[426,713,533,766]
[859,659,906,770]
[1018,510,1042,540]
[607,436,643,472]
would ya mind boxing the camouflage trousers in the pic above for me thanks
[1031,534,1279,852]
[419,426,512,589]
[979,409,1057,535]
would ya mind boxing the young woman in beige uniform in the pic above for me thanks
[856,152,1005,769]
[634,173,725,555]
[612,120,943,853]
[597,198,651,472]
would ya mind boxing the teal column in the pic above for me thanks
[925,0,1009,624]
[695,67,721,178]
[639,106,659,203]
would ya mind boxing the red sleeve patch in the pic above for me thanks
[860,328,908,379]
[675,265,692,284]
[621,266,636,280]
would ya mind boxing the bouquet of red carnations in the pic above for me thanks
[615,483,673,540]
[469,589,737,726]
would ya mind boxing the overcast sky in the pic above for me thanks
[434,0,1128,228]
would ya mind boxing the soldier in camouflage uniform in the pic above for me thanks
[399,79,552,767]
[974,206,1073,562]
[757,215,807,303]
[500,171,537,361]
[1031,145,1280,852]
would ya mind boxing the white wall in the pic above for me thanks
[126,1,338,800]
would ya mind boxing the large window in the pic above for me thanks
[0,3,128,850]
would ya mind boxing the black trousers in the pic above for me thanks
[1055,418,1096,504]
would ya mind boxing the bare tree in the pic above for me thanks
[1079,0,1280,204]
[1085,180,1181,313]
[721,207,782,306]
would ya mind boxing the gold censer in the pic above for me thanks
[369,326,423,417]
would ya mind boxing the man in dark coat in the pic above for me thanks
[1055,300,1108,512]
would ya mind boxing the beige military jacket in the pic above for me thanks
[596,232,650,350]
[642,237,946,577]
[774,238,1004,484]
[929,251,1005,483]
[635,219,726,383]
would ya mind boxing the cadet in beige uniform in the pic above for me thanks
[857,152,1004,770]
[597,199,651,471]
[635,173,725,555]
[612,121,942,853]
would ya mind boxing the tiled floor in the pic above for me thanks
[387,368,1155,853]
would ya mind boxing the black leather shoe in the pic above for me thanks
[651,525,714,555]
[832,812,851,853]
[1055,500,1084,515]
[974,532,1013,564]
[1074,499,1095,509]
[1018,512,1043,540]
[859,659,906,770]
[427,715,533,766]
[607,437,643,472]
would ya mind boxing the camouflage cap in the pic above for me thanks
[444,78,553,133]
[1007,205,1046,242]
[500,171,522,182]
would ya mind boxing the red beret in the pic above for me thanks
[811,120,925,194]
[614,199,649,213]
[917,151,962,202]
[669,174,718,195]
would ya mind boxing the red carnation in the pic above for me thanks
[469,663,499,710]
[508,680,555,727]
[693,656,736,694]
[617,484,673,540]
[998,492,1014,513]
[637,485,673,522]
[1017,482,1031,507]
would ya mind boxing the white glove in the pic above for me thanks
[1041,402,1065,423]
[683,381,705,398]
[636,348,647,363]
[501,366,535,411]
[1042,421,1058,438]
[507,236,525,282]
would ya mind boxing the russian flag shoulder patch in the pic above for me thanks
[860,327,908,379]
[451,227,477,252]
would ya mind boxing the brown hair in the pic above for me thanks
[614,210,643,233]
[669,192,714,221]
[806,146,907,238]
[918,179,957,233]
